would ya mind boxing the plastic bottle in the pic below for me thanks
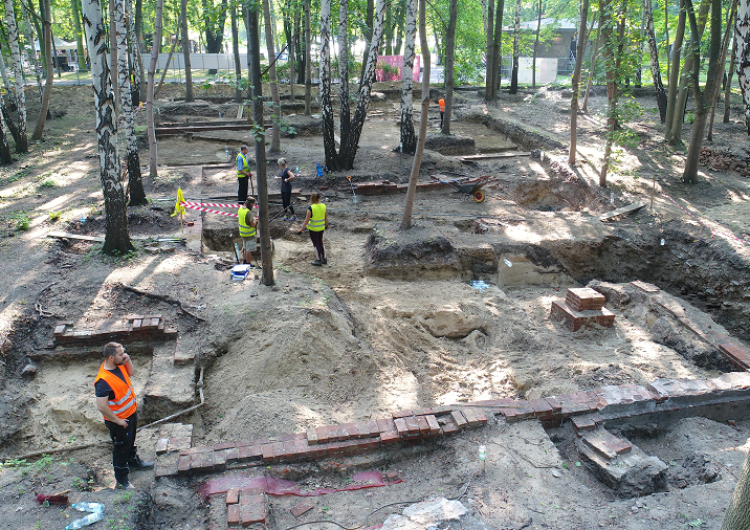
[225,146,230,158]
[72,502,104,513]
[317,163,323,177]
[610,192,615,205]
[478,445,487,462]
[65,511,103,529]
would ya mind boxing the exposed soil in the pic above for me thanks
[1,81,749,529]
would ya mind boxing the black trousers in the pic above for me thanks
[440,111,444,128]
[281,190,294,215]
[105,411,138,485]
[238,177,249,202]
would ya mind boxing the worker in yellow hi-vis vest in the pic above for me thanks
[238,197,258,265]
[236,145,252,202]
[299,192,329,266]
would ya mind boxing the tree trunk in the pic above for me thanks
[484,0,494,100]
[569,0,589,165]
[0,91,12,164]
[532,0,542,88]
[115,0,146,206]
[4,0,28,152]
[682,0,723,183]
[665,0,671,76]
[24,3,44,101]
[668,0,710,144]
[231,7,242,103]
[304,0,312,116]
[82,0,134,255]
[72,0,87,69]
[708,0,737,141]
[665,0,686,135]
[289,23,296,101]
[147,0,163,178]
[510,0,521,94]
[582,22,601,112]
[247,3,274,287]
[384,1,392,55]
[599,0,615,187]
[442,0,458,134]
[399,0,417,153]
[27,0,45,78]
[262,0,282,153]
[643,0,668,122]
[724,38,737,123]
[0,45,17,109]
[181,0,193,102]
[202,0,228,74]
[401,0,429,230]
[735,0,750,133]
[154,17,180,97]
[337,0,351,147]
[135,0,145,102]
[320,0,337,166]
[360,0,374,84]
[110,0,118,102]
[339,0,387,170]
[722,448,750,529]
[32,0,53,141]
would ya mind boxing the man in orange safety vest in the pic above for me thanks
[95,342,153,489]
[439,97,445,129]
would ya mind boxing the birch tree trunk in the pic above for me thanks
[722,449,750,529]
[643,0,668,122]
[532,0,542,88]
[339,0,387,169]
[682,0,723,182]
[320,0,337,166]
[360,0,375,84]
[304,0,311,116]
[125,0,141,105]
[735,0,750,133]
[484,0,494,100]
[181,0,193,102]
[72,0,87,69]
[231,7,242,103]
[262,0,282,152]
[399,0,417,153]
[135,0,145,103]
[4,0,27,152]
[22,4,43,102]
[665,0,686,135]
[147,0,164,178]
[110,0,119,104]
[32,0,53,140]
[82,0,134,255]
[724,38,737,123]
[115,0,146,206]
[569,0,589,165]
[0,90,12,164]
[582,22,601,112]
[0,49,17,108]
[510,0,521,94]
[442,0,458,134]
[337,0,351,145]
[400,0,429,230]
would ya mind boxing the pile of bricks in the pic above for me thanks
[226,487,267,527]
[550,287,615,331]
[154,423,194,479]
[157,407,487,478]
[53,314,177,346]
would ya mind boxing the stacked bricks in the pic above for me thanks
[226,487,268,527]
[53,314,177,346]
[719,342,750,370]
[551,288,615,331]
[581,428,632,460]
[154,423,194,478]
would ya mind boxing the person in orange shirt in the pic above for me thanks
[439,97,446,129]
[95,342,153,489]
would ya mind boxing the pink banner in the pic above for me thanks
[375,55,420,82]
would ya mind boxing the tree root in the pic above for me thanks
[116,283,206,322]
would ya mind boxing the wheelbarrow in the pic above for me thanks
[431,175,493,203]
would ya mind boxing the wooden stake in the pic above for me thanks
[651,177,657,211]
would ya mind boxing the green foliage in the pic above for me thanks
[48,211,62,222]
[72,476,95,491]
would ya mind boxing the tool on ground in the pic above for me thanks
[430,175,493,203]
[35,490,71,505]
[346,176,360,204]
[233,242,242,264]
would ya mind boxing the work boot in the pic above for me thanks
[115,481,135,490]
[311,260,322,267]
[128,454,154,470]
[321,258,328,265]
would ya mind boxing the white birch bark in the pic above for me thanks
[643,0,667,121]
[147,0,164,177]
[0,51,16,107]
[82,0,133,254]
[4,0,27,152]
[320,0,337,166]
[399,0,417,153]
[114,0,145,204]
[0,89,12,163]
[338,0,350,141]
[510,0,521,93]
[262,0,281,152]
[126,0,142,104]
[736,0,750,132]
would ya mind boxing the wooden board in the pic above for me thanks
[46,232,185,243]
[599,201,647,222]
[460,152,531,161]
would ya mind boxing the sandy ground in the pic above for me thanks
[0,82,749,529]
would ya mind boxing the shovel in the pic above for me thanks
[346,176,360,204]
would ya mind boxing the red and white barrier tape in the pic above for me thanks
[663,193,750,245]
[183,201,242,209]
[180,202,238,218]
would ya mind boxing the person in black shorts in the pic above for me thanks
[276,158,296,221]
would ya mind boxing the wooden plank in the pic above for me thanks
[460,152,531,161]
[599,202,647,222]
[236,104,244,120]
[47,232,184,243]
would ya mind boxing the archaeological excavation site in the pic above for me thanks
[1,79,750,530]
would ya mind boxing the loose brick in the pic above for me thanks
[394,418,409,436]
[227,488,240,505]
[53,325,66,336]
[451,410,468,429]
[442,422,460,435]
[385,470,400,481]
[156,438,169,454]
[177,455,191,476]
[566,287,606,311]
[572,416,597,434]
[306,428,319,445]
[392,410,414,419]
[227,504,240,527]
[416,415,430,434]
[291,503,314,518]
[426,415,441,435]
